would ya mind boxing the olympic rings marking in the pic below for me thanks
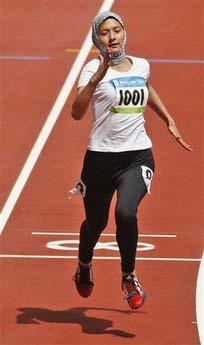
[46,240,155,252]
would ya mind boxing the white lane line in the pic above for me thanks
[196,251,204,345]
[0,254,203,261]
[0,0,115,236]
[31,232,177,238]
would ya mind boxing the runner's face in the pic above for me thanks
[98,18,124,54]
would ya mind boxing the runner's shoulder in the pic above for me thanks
[128,55,150,68]
[83,58,100,72]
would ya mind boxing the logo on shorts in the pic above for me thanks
[141,166,154,194]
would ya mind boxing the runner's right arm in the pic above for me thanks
[71,55,110,120]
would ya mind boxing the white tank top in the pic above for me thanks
[77,56,152,152]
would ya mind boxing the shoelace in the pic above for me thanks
[122,275,142,300]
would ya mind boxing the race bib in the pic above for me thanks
[110,76,148,115]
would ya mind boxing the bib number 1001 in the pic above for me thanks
[119,89,145,106]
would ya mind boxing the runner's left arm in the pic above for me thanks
[147,83,193,151]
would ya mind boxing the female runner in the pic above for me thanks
[71,11,192,309]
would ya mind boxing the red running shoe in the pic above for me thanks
[73,264,94,298]
[122,274,146,309]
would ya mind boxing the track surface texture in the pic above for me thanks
[0,1,203,344]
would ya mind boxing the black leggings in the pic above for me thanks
[78,148,155,273]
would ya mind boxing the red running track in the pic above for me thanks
[0,0,203,344]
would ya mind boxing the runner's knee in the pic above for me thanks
[115,206,137,229]
[86,217,109,235]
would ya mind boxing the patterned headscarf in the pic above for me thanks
[92,11,127,66]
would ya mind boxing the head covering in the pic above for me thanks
[92,11,127,66]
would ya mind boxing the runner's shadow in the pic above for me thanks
[16,307,145,338]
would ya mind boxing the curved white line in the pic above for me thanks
[196,251,204,345]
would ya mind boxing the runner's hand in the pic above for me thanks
[168,122,193,151]
[90,51,111,85]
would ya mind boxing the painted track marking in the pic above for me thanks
[0,0,115,235]
[196,250,204,345]
[32,232,177,238]
[1,55,204,64]
[46,240,155,252]
[0,56,50,60]
[0,254,203,261]
[64,51,204,64]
